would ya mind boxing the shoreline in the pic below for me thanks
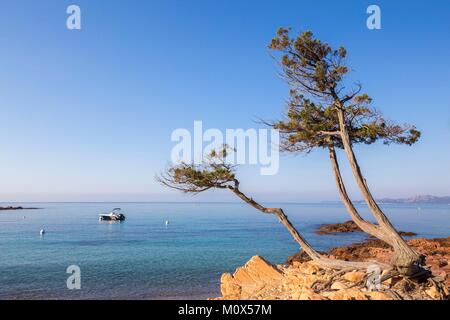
[216,236,450,300]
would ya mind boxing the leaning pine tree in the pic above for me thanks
[157,147,383,271]
[268,28,423,276]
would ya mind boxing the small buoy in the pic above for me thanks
[40,229,46,235]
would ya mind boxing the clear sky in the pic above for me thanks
[0,0,449,202]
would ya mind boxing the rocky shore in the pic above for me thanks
[214,236,450,300]
[315,220,417,237]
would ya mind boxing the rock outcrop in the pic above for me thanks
[0,206,40,211]
[214,237,450,300]
[220,256,284,300]
[316,220,362,235]
[316,220,417,237]
[328,237,450,288]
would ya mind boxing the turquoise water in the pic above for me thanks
[0,202,449,300]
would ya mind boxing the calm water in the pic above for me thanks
[0,202,449,300]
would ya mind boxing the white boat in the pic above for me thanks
[99,208,126,221]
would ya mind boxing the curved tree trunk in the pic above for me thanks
[335,107,421,275]
[228,182,386,271]
[328,145,393,245]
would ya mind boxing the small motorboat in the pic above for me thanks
[99,208,126,221]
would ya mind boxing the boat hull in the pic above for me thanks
[99,214,126,221]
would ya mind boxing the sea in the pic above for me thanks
[0,202,448,300]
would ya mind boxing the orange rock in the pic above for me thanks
[299,261,321,275]
[215,237,450,300]
[220,273,242,299]
[425,285,441,300]
[331,281,349,290]
[220,256,283,299]
[342,271,366,283]
[236,256,283,283]
[322,289,368,300]
[365,291,394,300]
[294,289,327,300]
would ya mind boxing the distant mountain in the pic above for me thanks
[357,195,450,204]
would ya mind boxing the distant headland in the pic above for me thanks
[356,195,450,204]
[0,206,41,211]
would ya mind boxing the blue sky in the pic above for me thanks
[0,0,449,202]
